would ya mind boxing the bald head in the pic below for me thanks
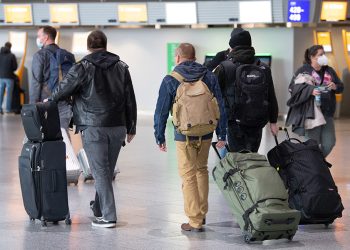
[175,43,196,64]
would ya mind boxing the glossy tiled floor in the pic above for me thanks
[0,114,349,250]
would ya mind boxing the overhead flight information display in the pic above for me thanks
[287,0,310,22]
[165,2,197,25]
[320,1,347,21]
[4,4,32,24]
[239,1,272,23]
[50,4,79,24]
[118,4,148,23]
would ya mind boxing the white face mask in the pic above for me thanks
[36,38,44,49]
[317,54,328,66]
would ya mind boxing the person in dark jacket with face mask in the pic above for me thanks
[50,30,137,228]
[31,26,75,130]
[214,28,279,152]
[0,42,17,114]
[287,45,344,157]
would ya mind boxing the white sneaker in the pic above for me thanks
[92,218,116,228]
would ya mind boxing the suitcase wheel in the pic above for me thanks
[65,218,72,225]
[244,235,251,243]
[41,220,47,227]
[288,235,294,241]
[53,221,59,225]
[113,175,116,181]
[324,223,330,228]
[29,217,35,221]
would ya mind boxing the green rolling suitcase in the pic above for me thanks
[212,149,300,243]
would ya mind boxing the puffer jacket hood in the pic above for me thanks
[83,50,120,69]
[174,61,207,81]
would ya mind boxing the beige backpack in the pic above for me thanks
[171,71,220,138]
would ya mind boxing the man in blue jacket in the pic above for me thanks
[154,43,227,232]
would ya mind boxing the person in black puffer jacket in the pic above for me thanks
[287,45,344,157]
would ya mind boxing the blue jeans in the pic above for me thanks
[0,78,14,113]
[305,116,336,157]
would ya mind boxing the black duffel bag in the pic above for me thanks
[267,127,343,226]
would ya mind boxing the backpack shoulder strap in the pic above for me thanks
[170,71,185,84]
[219,59,238,110]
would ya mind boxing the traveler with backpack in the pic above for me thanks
[214,28,279,152]
[30,26,75,130]
[0,42,17,114]
[286,45,344,157]
[154,43,227,232]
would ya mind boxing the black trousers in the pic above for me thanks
[227,121,263,153]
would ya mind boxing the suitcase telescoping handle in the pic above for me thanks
[273,127,288,146]
[211,142,230,160]
[274,127,302,146]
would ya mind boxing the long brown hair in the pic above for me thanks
[303,45,324,64]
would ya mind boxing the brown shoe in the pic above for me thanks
[181,223,203,232]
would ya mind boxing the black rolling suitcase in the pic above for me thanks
[21,102,62,142]
[267,127,343,226]
[19,141,71,226]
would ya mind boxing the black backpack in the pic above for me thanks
[221,59,269,128]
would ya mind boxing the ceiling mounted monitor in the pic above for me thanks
[165,2,197,25]
[118,4,148,23]
[320,1,347,21]
[288,0,310,22]
[4,4,32,24]
[316,31,332,52]
[239,1,272,23]
[50,4,79,24]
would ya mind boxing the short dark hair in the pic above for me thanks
[87,30,107,50]
[304,45,324,64]
[176,43,196,60]
[4,42,11,49]
[40,26,57,41]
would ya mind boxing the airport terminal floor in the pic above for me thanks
[0,114,349,250]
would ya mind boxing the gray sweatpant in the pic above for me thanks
[305,116,336,157]
[81,126,126,221]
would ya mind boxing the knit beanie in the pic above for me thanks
[229,28,252,48]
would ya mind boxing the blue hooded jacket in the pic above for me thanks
[154,61,227,144]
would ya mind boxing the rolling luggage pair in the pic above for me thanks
[19,102,71,226]
[267,127,343,226]
[77,148,118,182]
[212,143,300,243]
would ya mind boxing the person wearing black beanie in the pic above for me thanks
[213,28,279,153]
[229,28,252,48]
